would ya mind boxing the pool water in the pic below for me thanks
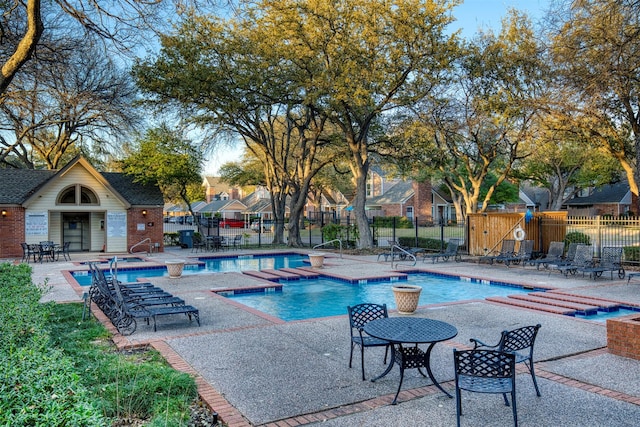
[573,307,640,322]
[226,273,537,321]
[71,253,308,285]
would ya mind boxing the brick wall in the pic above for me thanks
[127,207,164,253]
[607,315,640,360]
[412,181,433,218]
[0,207,26,258]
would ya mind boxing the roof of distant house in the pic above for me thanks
[565,181,631,206]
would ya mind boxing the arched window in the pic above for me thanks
[57,185,99,205]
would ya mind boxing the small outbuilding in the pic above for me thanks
[0,156,165,258]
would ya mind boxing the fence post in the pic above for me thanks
[392,217,397,244]
[414,216,419,247]
[440,215,445,251]
[596,215,602,257]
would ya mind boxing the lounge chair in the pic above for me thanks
[528,241,564,270]
[377,240,408,261]
[554,244,593,277]
[578,246,625,280]
[479,239,516,265]
[423,239,461,263]
[502,240,534,267]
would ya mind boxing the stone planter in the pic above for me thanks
[392,285,422,314]
[308,253,326,268]
[165,260,185,279]
[607,315,640,360]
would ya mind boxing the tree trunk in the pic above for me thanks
[352,169,373,248]
[1,0,43,95]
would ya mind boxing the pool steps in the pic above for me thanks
[242,267,320,281]
[488,291,640,317]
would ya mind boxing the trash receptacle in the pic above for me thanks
[178,229,193,248]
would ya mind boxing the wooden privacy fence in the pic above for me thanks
[468,213,640,259]
[467,212,568,256]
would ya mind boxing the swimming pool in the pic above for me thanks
[223,273,541,321]
[573,307,640,322]
[71,253,308,285]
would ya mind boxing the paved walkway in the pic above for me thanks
[18,248,640,426]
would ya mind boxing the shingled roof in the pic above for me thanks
[0,164,163,206]
[0,169,56,204]
[366,180,414,205]
[565,181,631,206]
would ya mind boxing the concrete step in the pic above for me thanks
[486,296,576,315]
[529,292,620,310]
[261,269,302,280]
[279,268,320,278]
[507,294,599,314]
[242,270,281,281]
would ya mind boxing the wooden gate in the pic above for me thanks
[467,212,568,256]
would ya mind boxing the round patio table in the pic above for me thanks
[363,317,458,404]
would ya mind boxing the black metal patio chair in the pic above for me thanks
[554,245,593,277]
[20,242,38,263]
[55,241,71,261]
[470,323,542,397]
[453,349,518,427]
[347,303,390,381]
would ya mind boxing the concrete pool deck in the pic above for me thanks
[24,248,640,426]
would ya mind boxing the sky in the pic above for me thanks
[451,0,551,37]
[203,0,552,176]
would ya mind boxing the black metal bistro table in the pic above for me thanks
[363,317,458,404]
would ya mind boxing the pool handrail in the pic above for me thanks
[313,240,343,258]
[391,244,416,268]
[130,237,152,255]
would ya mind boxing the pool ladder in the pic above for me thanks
[391,245,416,268]
[313,239,343,258]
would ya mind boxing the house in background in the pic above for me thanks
[365,180,433,220]
[305,188,350,222]
[367,165,401,198]
[0,156,164,258]
[518,184,551,212]
[432,186,457,223]
[241,186,289,221]
[202,176,249,203]
[564,181,635,216]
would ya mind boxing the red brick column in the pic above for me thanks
[0,207,26,258]
[607,315,640,360]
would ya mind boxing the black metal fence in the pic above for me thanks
[302,214,466,252]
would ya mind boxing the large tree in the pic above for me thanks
[265,0,459,248]
[133,8,342,246]
[120,124,204,219]
[0,0,219,98]
[396,11,544,217]
[0,39,139,169]
[549,0,640,209]
[513,112,621,210]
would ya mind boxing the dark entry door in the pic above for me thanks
[62,213,90,251]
